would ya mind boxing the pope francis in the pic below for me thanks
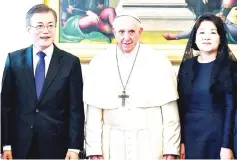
[84,12,181,160]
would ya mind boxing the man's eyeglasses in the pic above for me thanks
[30,24,56,32]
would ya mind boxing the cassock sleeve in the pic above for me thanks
[85,105,103,156]
[161,100,181,155]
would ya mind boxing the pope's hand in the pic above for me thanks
[65,151,78,160]
[163,154,176,160]
[89,155,103,159]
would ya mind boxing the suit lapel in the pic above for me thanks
[38,45,63,103]
[24,46,37,101]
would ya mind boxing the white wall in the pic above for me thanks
[0,0,43,89]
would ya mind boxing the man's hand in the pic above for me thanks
[180,143,185,160]
[67,5,74,14]
[220,147,234,160]
[2,150,13,160]
[89,155,103,159]
[163,154,176,160]
[65,151,79,160]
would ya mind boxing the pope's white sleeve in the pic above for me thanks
[161,100,181,155]
[85,105,103,156]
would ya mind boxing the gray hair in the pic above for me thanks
[26,4,57,27]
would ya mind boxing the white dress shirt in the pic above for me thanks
[33,44,54,77]
[3,44,80,154]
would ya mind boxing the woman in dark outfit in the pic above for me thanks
[177,13,237,159]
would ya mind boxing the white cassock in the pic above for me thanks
[84,43,180,160]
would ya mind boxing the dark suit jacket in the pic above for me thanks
[1,44,85,159]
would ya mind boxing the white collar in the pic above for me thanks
[33,44,54,57]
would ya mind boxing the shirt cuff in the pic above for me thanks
[68,149,80,154]
[3,145,12,151]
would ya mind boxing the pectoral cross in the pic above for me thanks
[118,90,129,107]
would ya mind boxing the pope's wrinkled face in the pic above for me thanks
[195,20,220,54]
[27,12,56,51]
[113,16,143,53]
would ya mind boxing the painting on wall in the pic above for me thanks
[59,0,117,44]
[45,0,237,63]
[55,0,237,45]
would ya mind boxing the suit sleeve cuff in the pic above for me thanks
[68,149,80,154]
[3,145,12,151]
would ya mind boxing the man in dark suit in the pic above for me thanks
[1,4,85,159]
